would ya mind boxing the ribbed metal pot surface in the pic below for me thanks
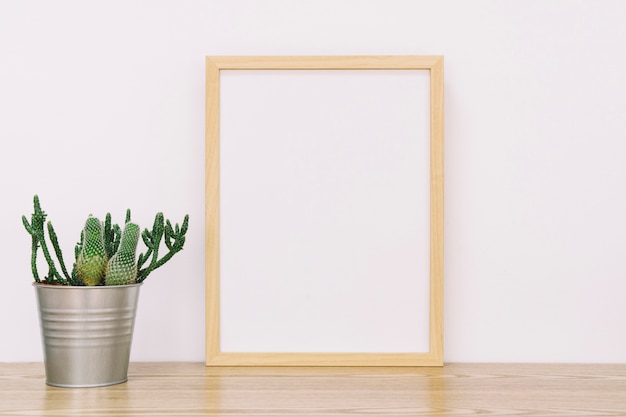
[33,283,142,388]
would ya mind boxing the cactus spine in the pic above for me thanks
[75,216,108,286]
[104,222,140,286]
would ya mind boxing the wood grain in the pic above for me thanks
[206,55,443,70]
[2,363,626,416]
[429,56,444,365]
[205,57,221,363]
[205,55,445,366]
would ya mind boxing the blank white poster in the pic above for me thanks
[219,69,431,353]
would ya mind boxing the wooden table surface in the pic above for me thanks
[1,362,625,416]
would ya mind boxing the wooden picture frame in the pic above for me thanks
[206,56,444,366]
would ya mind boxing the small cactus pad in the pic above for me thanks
[105,222,140,286]
[75,216,107,286]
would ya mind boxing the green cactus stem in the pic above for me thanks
[47,221,72,281]
[136,213,189,283]
[21,195,69,285]
[104,212,122,259]
[22,216,41,283]
[74,216,108,286]
[70,230,84,286]
[104,222,140,286]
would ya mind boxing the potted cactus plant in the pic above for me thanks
[22,195,189,387]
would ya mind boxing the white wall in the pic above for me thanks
[1,0,625,363]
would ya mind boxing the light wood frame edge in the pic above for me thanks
[205,56,444,367]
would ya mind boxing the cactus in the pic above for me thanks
[21,195,70,285]
[103,212,121,259]
[137,213,189,283]
[74,216,108,286]
[23,195,188,286]
[105,222,140,286]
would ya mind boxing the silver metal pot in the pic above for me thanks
[33,283,142,388]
